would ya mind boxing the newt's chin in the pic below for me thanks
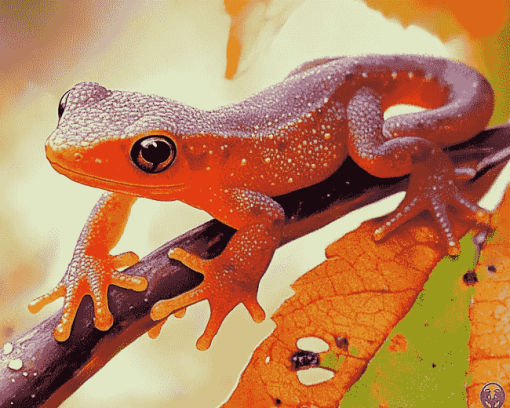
[48,161,185,200]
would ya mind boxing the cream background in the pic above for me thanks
[2,0,508,407]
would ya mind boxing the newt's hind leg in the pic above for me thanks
[372,155,489,255]
[347,87,490,255]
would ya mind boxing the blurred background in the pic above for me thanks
[1,0,509,406]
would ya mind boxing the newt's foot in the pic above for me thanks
[147,308,185,339]
[28,251,147,341]
[374,162,490,256]
[151,248,266,350]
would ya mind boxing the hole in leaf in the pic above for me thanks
[297,367,334,385]
[296,337,329,353]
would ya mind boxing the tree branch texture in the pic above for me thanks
[1,124,510,407]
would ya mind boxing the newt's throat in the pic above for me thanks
[48,161,185,196]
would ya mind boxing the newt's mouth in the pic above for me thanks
[49,161,186,198]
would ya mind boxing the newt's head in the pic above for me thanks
[45,82,217,200]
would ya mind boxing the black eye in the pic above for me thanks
[58,90,70,120]
[130,136,176,173]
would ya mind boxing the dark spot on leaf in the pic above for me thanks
[463,271,478,285]
[291,350,319,370]
[335,336,349,350]
[275,398,282,405]
[487,264,497,273]
[432,363,436,368]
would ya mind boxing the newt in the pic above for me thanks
[29,54,494,350]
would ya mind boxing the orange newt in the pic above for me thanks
[29,54,494,350]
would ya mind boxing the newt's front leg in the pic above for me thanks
[28,192,147,341]
[151,188,285,350]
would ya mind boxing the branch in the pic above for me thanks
[2,124,510,407]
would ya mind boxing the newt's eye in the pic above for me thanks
[58,90,71,121]
[130,135,176,173]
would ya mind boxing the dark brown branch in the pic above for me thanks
[2,124,510,407]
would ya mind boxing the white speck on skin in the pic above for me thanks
[8,359,22,370]
[3,342,13,355]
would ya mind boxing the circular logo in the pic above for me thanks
[480,382,506,408]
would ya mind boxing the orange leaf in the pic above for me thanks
[222,213,475,407]
[467,187,510,407]
[223,0,305,78]
[365,0,510,39]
